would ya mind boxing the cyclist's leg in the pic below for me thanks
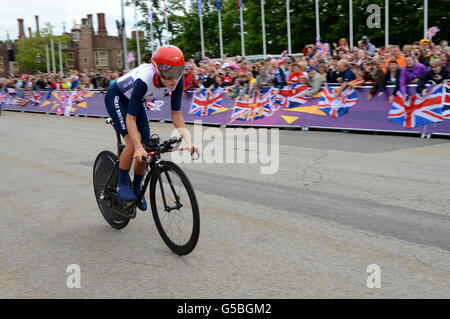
[132,106,151,210]
[104,88,136,202]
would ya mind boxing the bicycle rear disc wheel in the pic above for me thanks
[150,161,200,255]
[93,150,130,229]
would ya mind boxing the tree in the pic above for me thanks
[127,0,449,58]
[15,27,71,73]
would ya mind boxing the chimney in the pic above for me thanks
[87,14,94,31]
[97,13,107,36]
[82,18,88,26]
[35,15,40,36]
[28,27,32,38]
[18,18,25,39]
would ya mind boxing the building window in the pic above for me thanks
[66,52,75,68]
[11,62,20,74]
[117,59,123,69]
[0,56,4,73]
[95,51,108,68]
[83,57,88,66]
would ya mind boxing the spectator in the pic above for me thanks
[365,60,387,100]
[439,51,450,70]
[361,36,376,56]
[386,45,406,68]
[379,59,402,103]
[270,59,287,89]
[327,56,342,83]
[419,39,433,66]
[287,63,304,84]
[203,68,217,90]
[255,67,272,89]
[336,59,355,95]
[318,63,328,78]
[183,66,198,93]
[399,55,427,95]
[333,38,350,55]
[416,59,450,95]
[305,66,325,97]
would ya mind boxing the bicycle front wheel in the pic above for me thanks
[150,161,200,255]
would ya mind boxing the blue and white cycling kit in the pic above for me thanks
[104,63,184,143]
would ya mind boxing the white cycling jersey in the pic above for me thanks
[116,64,175,100]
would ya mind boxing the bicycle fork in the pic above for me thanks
[155,165,183,213]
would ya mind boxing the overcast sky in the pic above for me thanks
[0,0,140,41]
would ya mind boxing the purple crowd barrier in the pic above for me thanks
[2,87,449,137]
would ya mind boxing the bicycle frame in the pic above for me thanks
[102,119,183,214]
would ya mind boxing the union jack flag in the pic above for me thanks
[318,86,358,118]
[273,84,309,109]
[189,88,225,116]
[388,85,444,128]
[127,52,135,63]
[7,88,16,94]
[316,35,329,57]
[277,50,288,66]
[443,82,450,119]
[231,91,272,122]
[15,91,31,107]
[427,26,440,39]
[30,91,44,105]
[145,99,163,111]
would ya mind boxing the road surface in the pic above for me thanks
[0,111,449,298]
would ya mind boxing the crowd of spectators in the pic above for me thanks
[1,36,449,103]
[181,36,449,101]
[0,70,123,95]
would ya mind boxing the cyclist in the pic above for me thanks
[104,45,196,211]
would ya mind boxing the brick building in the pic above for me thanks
[0,13,130,76]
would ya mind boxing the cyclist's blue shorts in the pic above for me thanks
[104,82,150,144]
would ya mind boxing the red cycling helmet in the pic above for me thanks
[151,45,185,80]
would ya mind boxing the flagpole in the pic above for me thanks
[199,14,205,58]
[136,31,141,65]
[261,0,266,57]
[218,3,224,58]
[286,0,292,55]
[46,44,50,74]
[134,4,141,65]
[50,39,56,74]
[385,0,389,46]
[315,0,320,40]
[349,0,353,52]
[424,0,428,39]
[240,2,245,57]
[164,1,169,45]
[58,42,63,76]
[121,0,128,70]
[148,2,154,53]
[150,23,154,53]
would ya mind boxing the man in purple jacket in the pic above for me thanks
[399,55,427,96]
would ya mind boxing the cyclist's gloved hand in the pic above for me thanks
[133,145,148,163]
[188,142,200,157]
